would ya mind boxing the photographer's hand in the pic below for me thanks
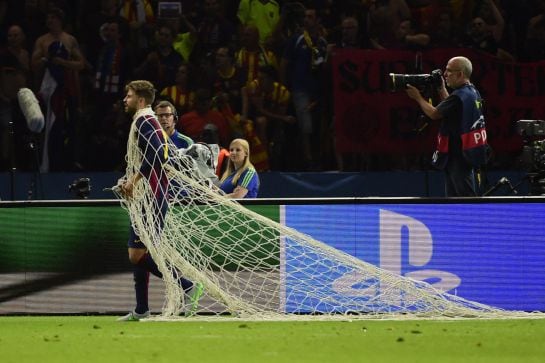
[436,77,449,100]
[406,84,443,121]
[405,84,423,101]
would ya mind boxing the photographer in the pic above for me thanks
[405,56,488,197]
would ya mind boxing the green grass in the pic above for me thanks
[1,316,544,363]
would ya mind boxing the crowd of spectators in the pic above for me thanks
[0,0,544,174]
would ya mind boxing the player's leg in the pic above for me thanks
[118,228,151,321]
[153,195,196,292]
[133,263,150,315]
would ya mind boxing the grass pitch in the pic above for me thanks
[0,316,544,363]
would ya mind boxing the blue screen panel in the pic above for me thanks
[284,203,545,311]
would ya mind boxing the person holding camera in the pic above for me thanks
[405,56,488,197]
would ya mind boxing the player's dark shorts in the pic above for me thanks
[127,225,147,249]
[127,198,167,249]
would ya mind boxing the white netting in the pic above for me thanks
[116,118,543,321]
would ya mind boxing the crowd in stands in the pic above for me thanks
[0,0,544,174]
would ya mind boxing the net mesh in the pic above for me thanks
[116,118,542,321]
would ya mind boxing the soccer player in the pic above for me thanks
[117,80,203,321]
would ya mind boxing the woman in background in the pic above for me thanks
[220,138,259,198]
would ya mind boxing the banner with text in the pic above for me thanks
[332,48,545,154]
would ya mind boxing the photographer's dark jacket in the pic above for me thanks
[433,83,488,169]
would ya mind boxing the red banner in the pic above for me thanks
[332,48,545,154]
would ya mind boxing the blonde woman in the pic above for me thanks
[220,138,260,198]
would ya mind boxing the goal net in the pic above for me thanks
[117,121,540,321]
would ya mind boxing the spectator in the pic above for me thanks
[16,1,47,51]
[368,0,412,48]
[523,2,545,61]
[87,99,130,171]
[332,16,374,50]
[31,7,86,172]
[159,63,195,116]
[1,24,30,77]
[267,1,306,58]
[237,0,280,46]
[429,8,463,48]
[209,45,270,171]
[177,88,232,146]
[325,16,370,171]
[191,0,237,63]
[476,0,506,45]
[94,20,130,110]
[500,0,536,61]
[79,0,130,66]
[387,18,430,50]
[118,0,156,58]
[242,64,295,170]
[134,24,184,91]
[213,45,246,115]
[86,20,131,171]
[461,16,514,61]
[236,24,278,86]
[459,0,514,60]
[0,24,30,171]
[219,138,260,198]
[170,14,199,66]
[280,5,328,169]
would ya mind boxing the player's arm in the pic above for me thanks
[138,118,169,177]
[121,173,143,198]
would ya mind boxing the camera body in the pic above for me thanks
[517,120,545,171]
[521,140,545,171]
[68,177,91,198]
[516,119,545,138]
[517,120,545,195]
[389,69,443,92]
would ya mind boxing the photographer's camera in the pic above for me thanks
[68,177,91,199]
[516,119,545,195]
[389,69,443,92]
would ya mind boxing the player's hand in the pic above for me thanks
[120,179,134,199]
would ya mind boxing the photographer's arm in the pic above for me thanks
[406,84,443,121]
[437,85,449,100]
